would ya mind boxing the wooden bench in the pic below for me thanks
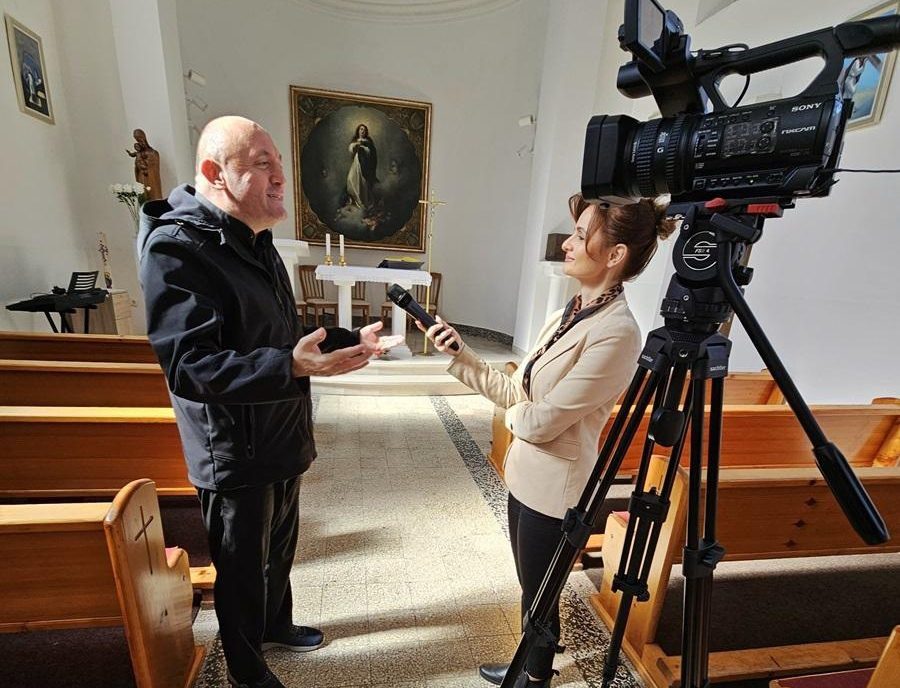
[0,406,192,498]
[590,457,900,688]
[770,625,900,688]
[0,479,204,687]
[0,359,170,407]
[0,331,157,364]
[489,370,786,477]
[493,401,900,481]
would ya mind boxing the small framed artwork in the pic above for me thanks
[842,1,898,131]
[290,86,432,252]
[4,14,54,124]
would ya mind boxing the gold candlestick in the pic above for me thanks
[324,254,333,266]
[339,256,346,267]
[416,189,447,356]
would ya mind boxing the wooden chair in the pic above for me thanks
[381,272,442,327]
[0,478,205,687]
[297,265,336,326]
[590,457,900,688]
[0,331,157,363]
[351,281,370,325]
[770,625,900,688]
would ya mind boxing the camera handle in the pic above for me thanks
[498,200,888,688]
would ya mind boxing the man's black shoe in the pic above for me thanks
[261,624,325,652]
[227,669,286,688]
[479,663,509,685]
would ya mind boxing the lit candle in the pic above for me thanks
[325,233,331,258]
[339,234,345,257]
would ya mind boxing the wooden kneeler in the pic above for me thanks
[0,479,205,688]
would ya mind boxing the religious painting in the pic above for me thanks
[290,86,431,252]
[842,1,898,131]
[4,14,54,124]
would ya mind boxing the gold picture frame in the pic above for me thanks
[843,0,898,131]
[289,86,432,252]
[4,14,54,124]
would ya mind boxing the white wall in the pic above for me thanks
[525,0,899,402]
[686,0,900,402]
[0,0,157,333]
[0,0,95,331]
[174,0,548,335]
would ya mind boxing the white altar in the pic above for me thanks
[315,265,432,359]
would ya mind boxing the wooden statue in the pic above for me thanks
[127,128,163,200]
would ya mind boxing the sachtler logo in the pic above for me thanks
[682,231,717,271]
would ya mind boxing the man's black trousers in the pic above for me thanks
[198,477,300,683]
[507,493,564,679]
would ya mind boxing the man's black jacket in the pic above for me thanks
[138,184,357,490]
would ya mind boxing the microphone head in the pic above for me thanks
[387,284,411,307]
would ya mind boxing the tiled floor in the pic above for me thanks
[192,388,642,688]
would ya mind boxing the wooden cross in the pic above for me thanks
[134,505,155,574]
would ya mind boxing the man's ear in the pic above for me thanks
[199,158,225,188]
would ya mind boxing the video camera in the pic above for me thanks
[582,0,900,206]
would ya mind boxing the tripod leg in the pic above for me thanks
[714,235,887,545]
[602,367,694,688]
[680,375,725,688]
[500,364,663,688]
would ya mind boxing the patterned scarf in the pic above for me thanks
[521,283,624,397]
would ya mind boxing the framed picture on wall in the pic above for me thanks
[4,14,54,124]
[289,86,432,252]
[842,0,898,131]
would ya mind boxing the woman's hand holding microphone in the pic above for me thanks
[416,316,464,357]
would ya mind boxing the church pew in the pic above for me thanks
[493,400,900,480]
[0,330,156,364]
[0,406,191,498]
[0,478,205,688]
[769,625,900,688]
[489,370,787,477]
[590,457,900,688]
[0,359,170,407]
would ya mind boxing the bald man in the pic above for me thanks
[138,116,386,688]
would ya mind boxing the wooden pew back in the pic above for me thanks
[489,371,788,477]
[104,480,202,688]
[0,501,119,630]
[594,458,900,687]
[604,403,900,475]
[0,479,204,688]
[0,331,156,364]
[0,359,170,407]
[0,406,192,498]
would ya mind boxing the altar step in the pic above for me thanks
[311,352,509,396]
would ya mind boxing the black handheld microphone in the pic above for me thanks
[386,284,459,352]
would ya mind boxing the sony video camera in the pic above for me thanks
[582,0,900,206]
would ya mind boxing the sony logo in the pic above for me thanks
[781,126,816,134]
[791,103,822,112]
[641,354,654,363]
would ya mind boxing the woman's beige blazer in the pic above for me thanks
[448,294,641,518]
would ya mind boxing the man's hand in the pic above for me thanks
[291,328,370,378]
[359,321,384,355]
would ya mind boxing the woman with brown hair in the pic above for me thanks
[420,193,675,687]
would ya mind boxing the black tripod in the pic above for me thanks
[499,198,888,688]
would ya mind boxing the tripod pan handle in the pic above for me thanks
[814,443,889,545]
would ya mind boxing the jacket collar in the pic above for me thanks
[527,293,628,389]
